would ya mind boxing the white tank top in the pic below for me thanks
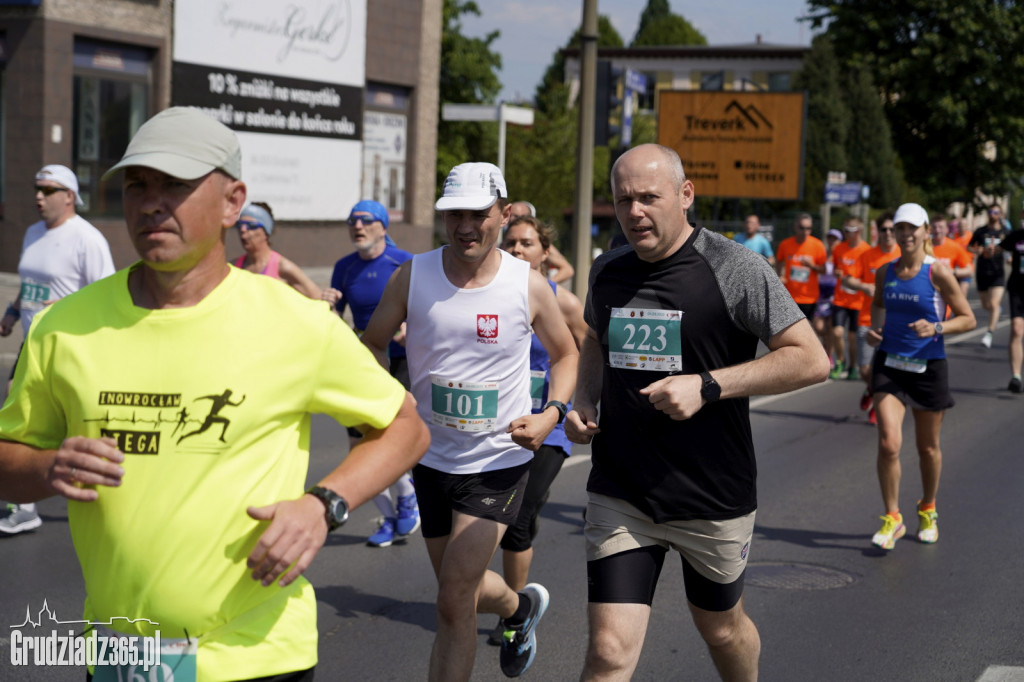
[406,247,533,474]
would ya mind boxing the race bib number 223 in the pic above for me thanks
[607,308,683,372]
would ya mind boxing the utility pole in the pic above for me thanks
[572,0,597,301]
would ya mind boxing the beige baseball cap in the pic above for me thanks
[102,107,241,181]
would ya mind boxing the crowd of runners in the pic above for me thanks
[0,105,1018,682]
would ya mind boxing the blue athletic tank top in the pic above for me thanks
[879,256,946,360]
[529,280,572,455]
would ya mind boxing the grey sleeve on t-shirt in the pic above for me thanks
[694,228,805,345]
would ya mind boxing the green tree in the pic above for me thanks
[806,0,1024,204]
[631,14,707,47]
[842,67,903,209]
[635,0,671,39]
[792,35,849,209]
[437,0,503,192]
[535,15,623,112]
[504,83,579,240]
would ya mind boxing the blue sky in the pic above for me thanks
[461,0,820,102]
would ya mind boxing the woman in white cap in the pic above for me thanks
[234,202,321,299]
[865,203,975,550]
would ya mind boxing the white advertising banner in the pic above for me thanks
[172,0,366,220]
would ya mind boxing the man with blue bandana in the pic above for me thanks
[322,200,421,547]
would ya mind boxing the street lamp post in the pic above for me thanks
[440,103,535,175]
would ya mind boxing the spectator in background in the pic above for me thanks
[843,212,901,425]
[776,213,827,321]
[813,229,842,364]
[234,203,321,299]
[321,199,421,547]
[930,214,974,299]
[734,214,775,266]
[831,218,871,380]
[997,224,1024,393]
[508,200,575,285]
[0,164,115,535]
[968,203,1009,349]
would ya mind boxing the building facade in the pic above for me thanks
[0,0,441,271]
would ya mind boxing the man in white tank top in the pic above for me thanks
[362,162,578,681]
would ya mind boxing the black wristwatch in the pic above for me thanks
[306,486,350,531]
[543,400,567,424]
[699,371,721,403]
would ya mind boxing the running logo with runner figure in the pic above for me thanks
[177,389,246,444]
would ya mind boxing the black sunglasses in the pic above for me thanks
[35,185,69,196]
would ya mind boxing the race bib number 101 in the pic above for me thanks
[608,308,683,372]
[430,376,499,432]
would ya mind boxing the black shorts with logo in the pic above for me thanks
[871,352,953,411]
[413,461,531,538]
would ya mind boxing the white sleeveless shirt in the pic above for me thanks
[406,247,533,474]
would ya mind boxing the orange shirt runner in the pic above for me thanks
[932,240,973,277]
[776,235,827,305]
[832,241,871,311]
[852,245,901,327]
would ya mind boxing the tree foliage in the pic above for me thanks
[842,68,903,209]
[806,0,1024,205]
[792,35,849,209]
[535,15,623,113]
[437,0,503,192]
[635,0,671,39]
[631,14,707,47]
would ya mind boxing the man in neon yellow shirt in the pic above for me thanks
[0,107,429,682]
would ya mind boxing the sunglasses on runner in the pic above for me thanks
[236,220,265,231]
[347,215,378,227]
[35,185,69,196]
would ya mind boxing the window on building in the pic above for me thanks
[72,39,152,217]
[700,71,725,91]
[768,72,792,91]
[362,83,410,223]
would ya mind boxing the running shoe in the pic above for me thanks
[871,513,905,550]
[395,493,421,537]
[859,389,873,411]
[487,617,506,646]
[0,504,43,534]
[981,331,993,349]
[1008,377,1023,394]
[917,505,938,544]
[367,517,396,547]
[867,407,877,425]
[829,362,845,380]
[499,583,549,677]
[847,366,860,381]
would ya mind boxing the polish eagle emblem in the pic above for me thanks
[477,314,499,338]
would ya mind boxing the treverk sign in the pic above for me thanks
[658,92,806,201]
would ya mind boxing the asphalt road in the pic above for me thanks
[1,284,1023,681]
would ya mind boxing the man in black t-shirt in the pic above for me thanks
[998,228,1024,392]
[969,203,1009,348]
[566,144,829,681]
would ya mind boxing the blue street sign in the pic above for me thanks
[824,182,863,205]
[625,69,647,93]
